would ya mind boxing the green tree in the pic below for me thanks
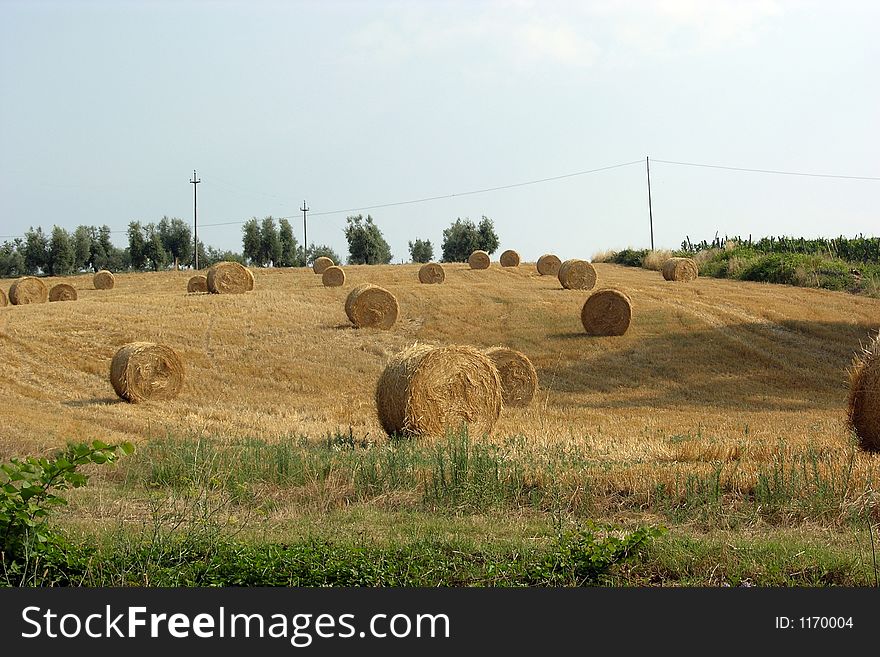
[144,223,168,271]
[259,216,282,267]
[158,216,192,269]
[127,221,147,270]
[203,246,246,267]
[72,225,92,272]
[344,214,392,265]
[23,226,49,275]
[242,218,262,266]
[278,218,301,267]
[408,238,434,263]
[308,244,340,265]
[0,240,26,278]
[47,225,75,276]
[89,225,119,271]
[441,216,500,262]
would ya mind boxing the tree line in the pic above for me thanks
[0,212,501,278]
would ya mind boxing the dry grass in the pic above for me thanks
[2,262,880,516]
[591,250,616,263]
[643,249,674,271]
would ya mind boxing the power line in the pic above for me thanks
[652,159,880,181]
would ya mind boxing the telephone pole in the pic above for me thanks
[646,156,654,251]
[190,170,201,269]
[301,200,309,266]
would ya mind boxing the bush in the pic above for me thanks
[441,217,499,262]
[408,239,434,263]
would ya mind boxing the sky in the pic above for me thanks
[1,0,878,263]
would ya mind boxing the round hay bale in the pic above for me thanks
[313,256,334,274]
[376,343,503,437]
[206,261,250,294]
[418,262,445,284]
[345,283,399,329]
[110,341,184,403]
[93,270,115,290]
[244,267,255,291]
[48,283,77,302]
[558,259,597,290]
[322,265,346,287]
[500,250,520,267]
[8,277,48,305]
[661,257,699,282]
[581,288,632,336]
[0,288,7,307]
[187,275,208,293]
[536,254,562,276]
[848,333,880,452]
[468,250,490,270]
[484,346,537,408]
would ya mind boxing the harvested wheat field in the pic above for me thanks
[2,263,880,551]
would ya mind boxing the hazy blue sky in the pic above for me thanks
[1,0,878,262]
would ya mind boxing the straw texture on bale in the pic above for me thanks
[187,275,208,293]
[0,288,7,307]
[536,254,562,276]
[558,259,597,290]
[322,265,346,287]
[345,283,399,329]
[93,270,115,290]
[468,250,490,270]
[848,333,880,452]
[662,257,699,282]
[245,267,255,291]
[48,283,77,302]
[9,277,48,305]
[484,346,537,407]
[376,343,503,437]
[581,288,632,336]
[206,261,250,294]
[313,256,334,274]
[500,250,520,267]
[109,341,184,403]
[418,262,445,284]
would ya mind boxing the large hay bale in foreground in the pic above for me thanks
[376,343,503,437]
[245,267,255,291]
[93,270,115,290]
[48,283,77,302]
[536,254,561,276]
[581,288,632,336]
[848,333,880,452]
[9,277,48,305]
[484,346,537,407]
[110,341,184,403]
[468,250,490,270]
[558,259,597,290]
[206,261,250,294]
[313,256,334,274]
[0,288,7,307]
[345,283,399,329]
[187,275,208,293]
[418,262,445,284]
[500,250,520,267]
[662,257,699,282]
[322,265,346,287]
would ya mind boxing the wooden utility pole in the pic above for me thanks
[301,200,309,266]
[190,170,201,269]
[646,156,654,251]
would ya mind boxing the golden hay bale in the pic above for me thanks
[376,343,503,437]
[500,250,520,267]
[558,259,597,290]
[313,256,334,274]
[93,270,115,290]
[322,265,346,287]
[245,267,255,291]
[9,277,48,305]
[187,275,208,293]
[581,288,632,336]
[661,257,699,282]
[48,283,78,302]
[110,342,184,403]
[536,254,562,276]
[0,288,7,307]
[483,346,537,407]
[418,262,445,284]
[848,333,880,452]
[345,283,399,329]
[206,261,250,294]
[468,250,490,270]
